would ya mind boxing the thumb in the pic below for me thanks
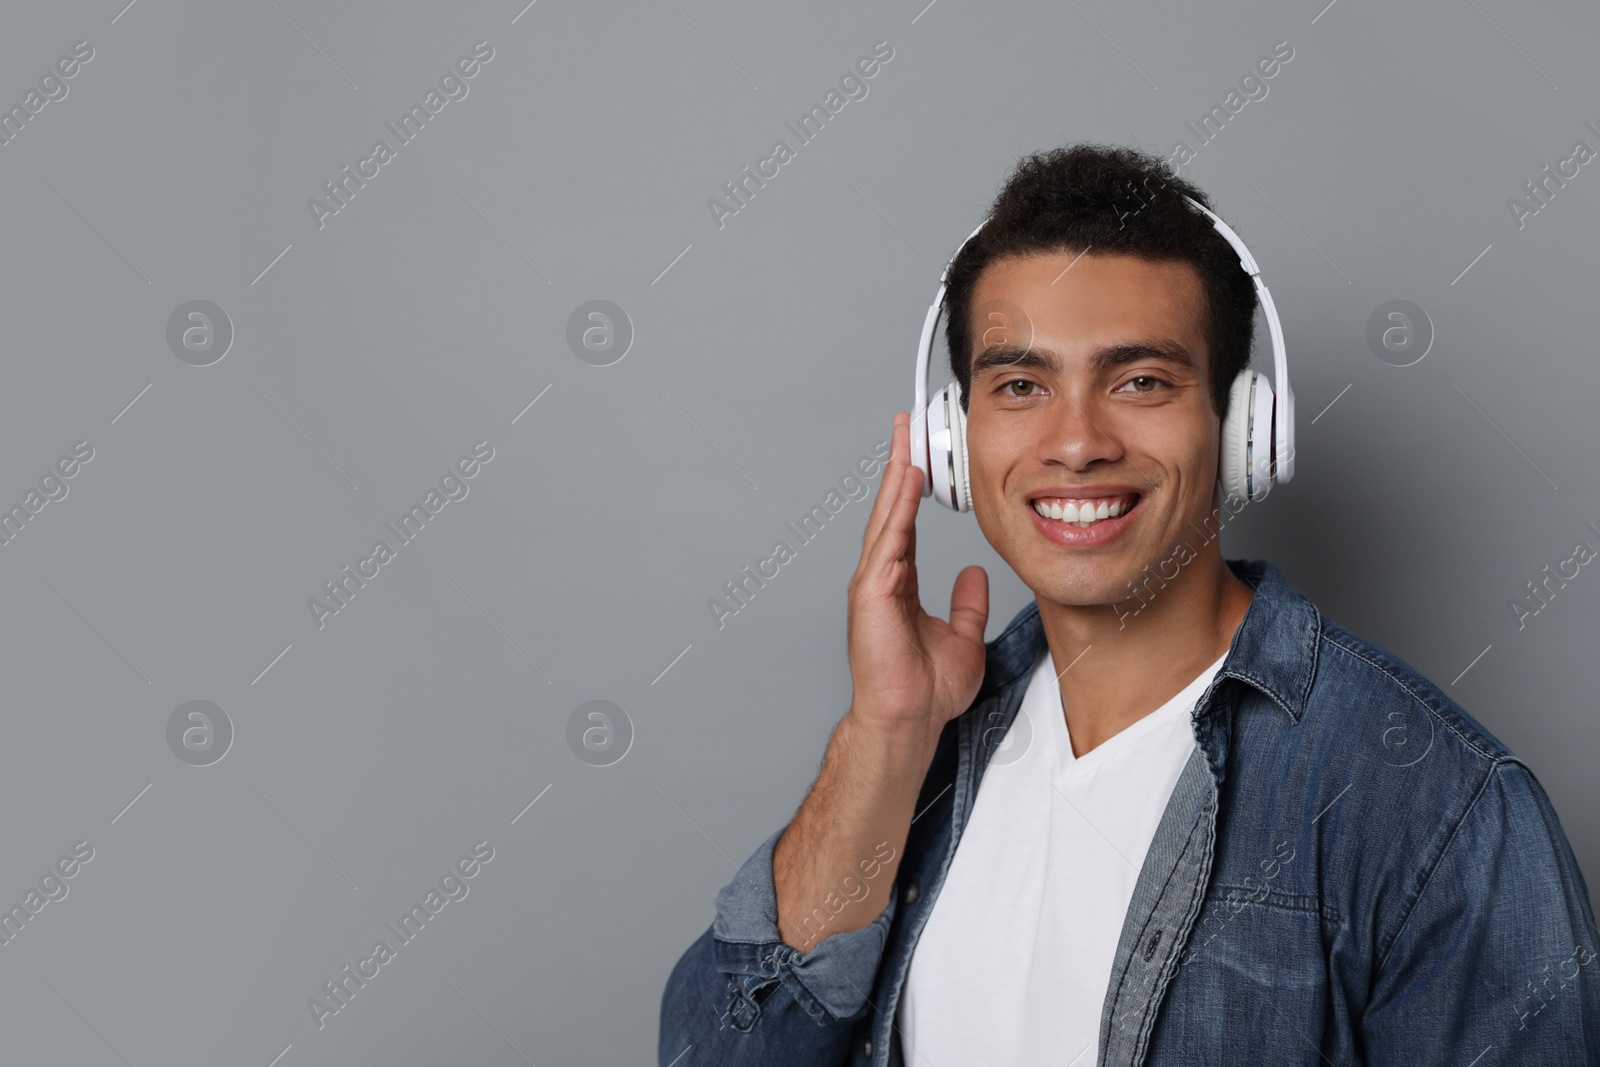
[947,565,989,644]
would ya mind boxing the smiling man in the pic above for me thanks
[659,144,1600,1066]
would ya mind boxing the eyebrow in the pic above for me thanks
[968,339,1196,380]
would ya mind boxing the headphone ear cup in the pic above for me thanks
[1246,369,1277,501]
[923,382,972,513]
[949,381,972,513]
[1219,370,1255,504]
[925,384,956,510]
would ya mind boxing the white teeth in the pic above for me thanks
[1032,496,1136,527]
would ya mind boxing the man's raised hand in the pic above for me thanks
[846,411,989,742]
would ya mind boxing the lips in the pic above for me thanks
[1025,489,1143,547]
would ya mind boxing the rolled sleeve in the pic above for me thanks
[1361,759,1600,1063]
[714,825,899,1019]
[660,825,898,1066]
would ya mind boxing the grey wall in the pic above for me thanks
[0,0,1596,1063]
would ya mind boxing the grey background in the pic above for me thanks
[0,0,1596,1063]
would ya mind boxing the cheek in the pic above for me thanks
[964,411,1025,483]
[1194,427,1223,482]
[962,428,1008,526]
[1144,410,1217,477]
[963,426,1009,510]
[968,469,1010,547]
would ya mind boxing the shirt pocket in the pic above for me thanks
[1153,883,1344,1065]
[1176,880,1338,991]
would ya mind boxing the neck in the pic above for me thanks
[1035,544,1254,759]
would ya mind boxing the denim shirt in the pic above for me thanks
[660,558,1600,1066]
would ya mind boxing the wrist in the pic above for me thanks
[842,704,940,776]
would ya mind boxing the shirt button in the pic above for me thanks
[865,1039,873,1055]
[902,883,918,903]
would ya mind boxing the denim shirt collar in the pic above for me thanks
[977,557,1322,726]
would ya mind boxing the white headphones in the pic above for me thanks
[909,193,1294,512]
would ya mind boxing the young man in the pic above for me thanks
[658,144,1600,1066]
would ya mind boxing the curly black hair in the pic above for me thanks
[943,143,1258,421]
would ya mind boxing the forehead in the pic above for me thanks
[968,251,1208,356]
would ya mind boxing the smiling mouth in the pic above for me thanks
[1029,493,1141,528]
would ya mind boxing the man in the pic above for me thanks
[658,144,1600,1065]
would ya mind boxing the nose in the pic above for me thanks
[1036,389,1125,472]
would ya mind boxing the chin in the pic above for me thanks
[1005,552,1144,609]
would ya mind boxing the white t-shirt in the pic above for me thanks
[896,645,1226,1067]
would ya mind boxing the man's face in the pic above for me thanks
[964,251,1220,607]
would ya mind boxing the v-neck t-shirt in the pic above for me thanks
[895,645,1227,1066]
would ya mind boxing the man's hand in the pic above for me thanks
[847,410,990,738]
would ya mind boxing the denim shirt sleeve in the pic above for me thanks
[658,824,898,1067]
[1361,759,1600,1062]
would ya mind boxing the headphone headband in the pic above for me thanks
[911,218,987,431]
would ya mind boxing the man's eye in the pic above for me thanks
[1124,375,1168,393]
[1002,379,1038,397]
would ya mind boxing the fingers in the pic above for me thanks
[947,565,989,644]
[860,445,923,585]
[862,412,913,557]
[902,514,919,604]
